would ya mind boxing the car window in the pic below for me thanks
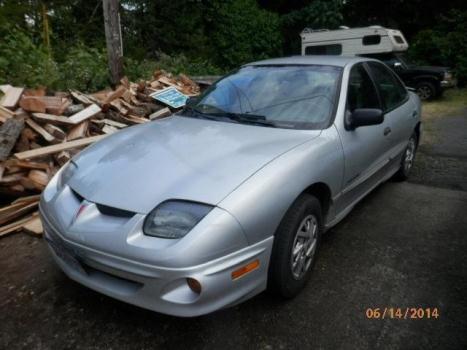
[367,62,408,111]
[305,44,342,55]
[347,63,380,112]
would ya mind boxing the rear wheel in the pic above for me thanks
[268,194,322,298]
[416,81,436,100]
[394,132,418,181]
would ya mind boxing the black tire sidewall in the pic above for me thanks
[268,194,322,298]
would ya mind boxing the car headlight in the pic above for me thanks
[57,161,77,190]
[143,200,213,239]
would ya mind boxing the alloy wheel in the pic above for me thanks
[290,214,318,280]
[404,137,416,173]
[417,85,432,100]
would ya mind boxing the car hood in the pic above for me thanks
[69,115,320,213]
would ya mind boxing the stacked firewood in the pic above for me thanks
[0,71,200,237]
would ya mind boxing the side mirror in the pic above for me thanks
[393,62,403,70]
[348,108,384,129]
[185,96,197,106]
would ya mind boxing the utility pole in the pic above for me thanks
[103,0,123,86]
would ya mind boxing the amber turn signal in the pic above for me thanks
[186,278,202,294]
[231,259,260,280]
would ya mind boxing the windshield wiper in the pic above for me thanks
[208,112,279,128]
[182,105,219,121]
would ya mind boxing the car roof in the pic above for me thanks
[244,55,369,68]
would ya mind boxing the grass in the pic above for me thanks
[422,88,467,120]
[420,88,467,146]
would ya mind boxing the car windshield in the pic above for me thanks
[184,65,342,129]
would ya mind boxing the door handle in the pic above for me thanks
[384,127,391,136]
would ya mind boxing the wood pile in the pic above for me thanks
[0,71,200,238]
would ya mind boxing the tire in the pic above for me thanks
[268,194,322,298]
[415,81,436,101]
[393,132,418,181]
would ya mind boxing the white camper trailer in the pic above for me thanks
[301,26,408,56]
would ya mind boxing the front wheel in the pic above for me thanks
[416,81,437,100]
[394,133,418,181]
[268,194,322,298]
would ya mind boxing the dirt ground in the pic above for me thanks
[1,91,467,350]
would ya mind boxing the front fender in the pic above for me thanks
[218,126,344,244]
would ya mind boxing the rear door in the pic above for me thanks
[366,61,415,168]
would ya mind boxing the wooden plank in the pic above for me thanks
[0,85,12,94]
[28,169,49,190]
[46,97,70,116]
[12,194,41,205]
[25,119,55,143]
[69,90,97,106]
[92,118,127,128]
[67,121,89,141]
[55,150,70,165]
[109,99,128,115]
[0,201,38,226]
[68,104,101,124]
[103,85,127,104]
[0,87,24,109]
[149,107,171,120]
[14,135,107,160]
[0,118,24,161]
[0,173,26,185]
[0,213,35,237]
[0,105,15,120]
[19,96,47,113]
[32,113,75,126]
[22,215,43,236]
[44,123,66,140]
[102,125,118,134]
[5,159,49,170]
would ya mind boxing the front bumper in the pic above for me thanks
[40,208,273,317]
[441,79,457,89]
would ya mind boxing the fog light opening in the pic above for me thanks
[231,259,260,280]
[186,278,202,294]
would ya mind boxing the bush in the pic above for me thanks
[0,25,60,88]
[205,0,283,69]
[58,45,110,91]
[409,10,467,86]
[124,53,224,81]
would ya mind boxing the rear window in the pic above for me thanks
[362,35,381,45]
[393,35,405,44]
[305,44,342,55]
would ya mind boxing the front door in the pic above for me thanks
[336,63,393,212]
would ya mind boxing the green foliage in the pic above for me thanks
[125,53,224,81]
[58,45,109,91]
[204,0,283,69]
[410,10,467,86]
[0,25,59,88]
[282,0,344,53]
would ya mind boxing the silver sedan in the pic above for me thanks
[40,56,421,317]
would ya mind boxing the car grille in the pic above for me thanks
[70,187,135,218]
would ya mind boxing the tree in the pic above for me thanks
[103,0,123,85]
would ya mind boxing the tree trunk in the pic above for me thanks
[103,0,123,86]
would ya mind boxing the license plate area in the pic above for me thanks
[45,231,87,275]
